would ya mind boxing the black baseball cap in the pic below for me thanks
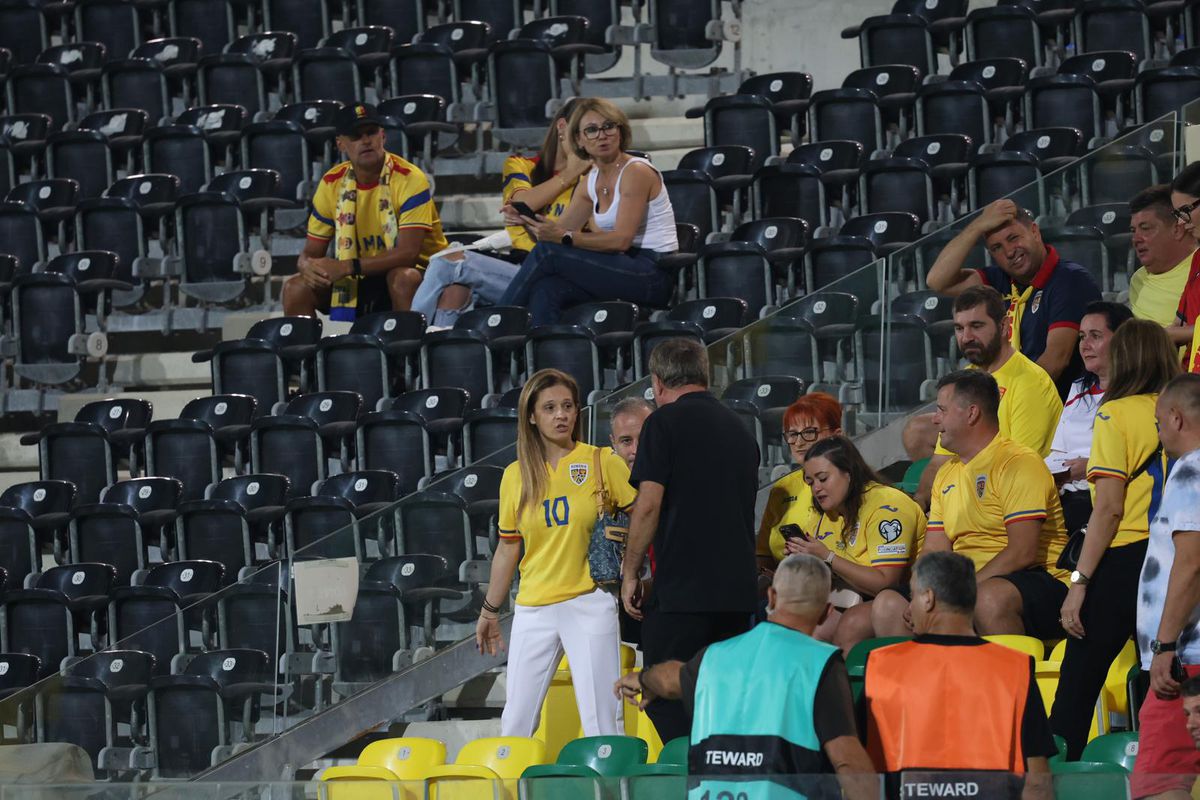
[334,102,385,137]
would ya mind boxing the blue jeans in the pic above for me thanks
[411,250,521,327]
[498,242,673,326]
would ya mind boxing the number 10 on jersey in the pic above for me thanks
[543,496,570,527]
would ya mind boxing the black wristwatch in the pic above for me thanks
[561,231,574,247]
[1151,639,1178,654]
[351,258,363,278]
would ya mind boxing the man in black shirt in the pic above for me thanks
[621,337,760,741]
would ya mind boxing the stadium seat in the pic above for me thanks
[622,762,686,800]
[109,559,225,676]
[395,491,473,575]
[2,563,116,678]
[655,736,688,766]
[358,0,424,43]
[949,58,1027,137]
[1058,50,1136,124]
[0,0,49,65]
[964,5,1042,66]
[1084,144,1158,207]
[518,764,605,800]
[487,39,560,149]
[170,191,267,306]
[556,735,648,776]
[842,65,921,137]
[806,235,877,292]
[330,568,413,691]
[1081,731,1137,772]
[144,418,220,503]
[847,636,910,700]
[969,150,1042,210]
[752,162,828,229]
[295,46,362,106]
[46,131,113,201]
[180,107,249,170]
[241,119,314,203]
[102,59,170,126]
[1050,760,1129,800]
[421,329,500,413]
[808,88,884,156]
[0,202,46,274]
[68,477,182,585]
[177,475,287,583]
[646,0,729,71]
[148,647,273,777]
[423,735,546,798]
[7,64,75,130]
[319,765,407,800]
[1025,74,1103,145]
[855,13,937,78]
[858,156,936,224]
[1074,0,1152,63]
[1136,66,1200,124]
[358,736,448,778]
[463,407,518,466]
[0,480,73,580]
[982,635,1045,661]
[916,80,992,152]
[840,212,922,257]
[733,70,813,143]
[357,409,434,495]
[662,168,719,242]
[37,648,153,771]
[666,298,750,345]
[526,325,605,404]
[31,421,116,508]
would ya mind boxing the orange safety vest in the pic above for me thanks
[865,639,1034,774]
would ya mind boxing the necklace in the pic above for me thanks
[596,156,627,198]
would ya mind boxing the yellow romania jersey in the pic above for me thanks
[1086,394,1164,548]
[800,483,926,568]
[307,153,448,269]
[756,470,813,563]
[502,155,578,252]
[498,442,637,606]
[935,351,1062,458]
[929,435,1070,582]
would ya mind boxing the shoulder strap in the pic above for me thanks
[1129,442,1164,483]
[593,447,610,507]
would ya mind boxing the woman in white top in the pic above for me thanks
[498,97,679,325]
[1046,301,1133,532]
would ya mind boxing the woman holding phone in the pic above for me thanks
[476,368,637,737]
[410,98,588,327]
[498,97,679,325]
[787,436,926,652]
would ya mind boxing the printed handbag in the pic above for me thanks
[588,448,628,588]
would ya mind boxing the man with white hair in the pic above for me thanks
[614,555,876,800]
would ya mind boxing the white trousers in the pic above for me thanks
[500,588,622,737]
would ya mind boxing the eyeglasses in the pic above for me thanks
[1173,198,1200,223]
[782,427,833,444]
[581,121,620,140]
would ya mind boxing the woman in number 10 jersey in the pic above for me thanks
[476,368,638,736]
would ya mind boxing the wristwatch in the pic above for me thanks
[561,231,574,247]
[824,550,835,565]
[1151,639,1178,654]
[1070,570,1090,586]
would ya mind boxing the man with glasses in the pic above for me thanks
[1166,163,1200,372]
[925,199,1102,397]
[283,103,448,319]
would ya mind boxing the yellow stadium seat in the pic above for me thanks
[423,736,547,800]
[319,765,407,800]
[1103,640,1137,717]
[359,737,447,779]
[1050,639,1067,663]
[534,645,640,760]
[984,635,1045,661]
[1036,660,1107,742]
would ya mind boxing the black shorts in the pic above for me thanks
[995,567,1067,639]
[313,274,391,316]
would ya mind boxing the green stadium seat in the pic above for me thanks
[518,764,604,800]
[899,458,928,494]
[1127,663,1148,729]
[1050,760,1130,800]
[623,763,687,800]
[846,636,911,678]
[1081,731,1137,772]
[555,735,648,776]
[656,736,688,766]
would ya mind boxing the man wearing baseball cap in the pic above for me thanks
[283,102,448,321]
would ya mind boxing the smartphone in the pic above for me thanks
[1172,655,1188,683]
[780,524,809,542]
[510,201,538,219]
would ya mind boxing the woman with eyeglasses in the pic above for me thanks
[411,99,589,328]
[497,97,679,325]
[756,393,844,575]
[1166,162,1200,372]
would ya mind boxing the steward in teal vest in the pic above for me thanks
[689,622,840,800]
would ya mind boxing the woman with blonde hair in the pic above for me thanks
[498,97,679,325]
[1052,319,1181,758]
[476,368,637,736]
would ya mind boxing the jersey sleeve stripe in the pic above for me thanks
[306,233,331,242]
[1048,320,1081,332]
[1087,466,1128,480]
[870,558,909,565]
[310,208,334,225]
[927,522,944,533]
[1004,511,1047,524]
[502,172,531,187]
[398,189,431,214]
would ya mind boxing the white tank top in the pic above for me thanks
[586,157,678,253]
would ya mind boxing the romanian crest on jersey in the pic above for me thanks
[569,463,589,486]
[1030,290,1043,315]
[975,474,988,498]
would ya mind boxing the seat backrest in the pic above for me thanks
[144,125,209,194]
[860,13,934,76]
[839,211,921,250]
[13,272,80,366]
[456,737,547,779]
[364,553,453,592]
[0,480,77,517]
[180,393,258,430]
[666,297,749,331]
[316,335,389,412]
[209,473,291,508]
[37,562,117,599]
[722,376,805,415]
[427,464,504,505]
[357,410,431,493]
[350,309,425,343]
[1077,0,1150,61]
[101,477,182,515]
[264,0,326,49]
[241,120,309,201]
[104,58,169,123]
[177,191,246,283]
[559,300,639,338]
[66,648,154,689]
[317,470,400,506]
[41,422,113,506]
[0,652,41,691]
[7,177,78,213]
[169,0,234,54]
[198,53,264,115]
[184,647,270,686]
[47,131,112,200]
[1027,74,1100,140]
[677,144,756,180]
[1137,66,1200,123]
[809,89,881,153]
[106,171,180,211]
[358,737,448,779]
[860,157,933,222]
[295,46,360,105]
[703,95,776,170]
[738,70,812,104]
[144,418,219,502]
[0,202,43,271]
[285,390,362,427]
[965,5,1040,65]
[842,64,922,98]
[75,397,153,437]
[918,80,989,147]
[1003,127,1082,161]
[556,735,648,776]
[949,56,1028,93]
[396,490,468,563]
[454,306,531,342]
[176,103,247,141]
[390,387,470,423]
[734,215,810,251]
[245,315,323,348]
[358,0,423,42]
[8,64,73,129]
[143,558,225,595]
[45,250,119,283]
[421,330,494,411]
[488,40,555,130]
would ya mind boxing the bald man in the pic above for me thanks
[615,555,876,800]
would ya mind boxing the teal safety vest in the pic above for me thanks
[689,622,837,800]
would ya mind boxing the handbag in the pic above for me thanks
[1056,442,1162,570]
[587,449,629,588]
